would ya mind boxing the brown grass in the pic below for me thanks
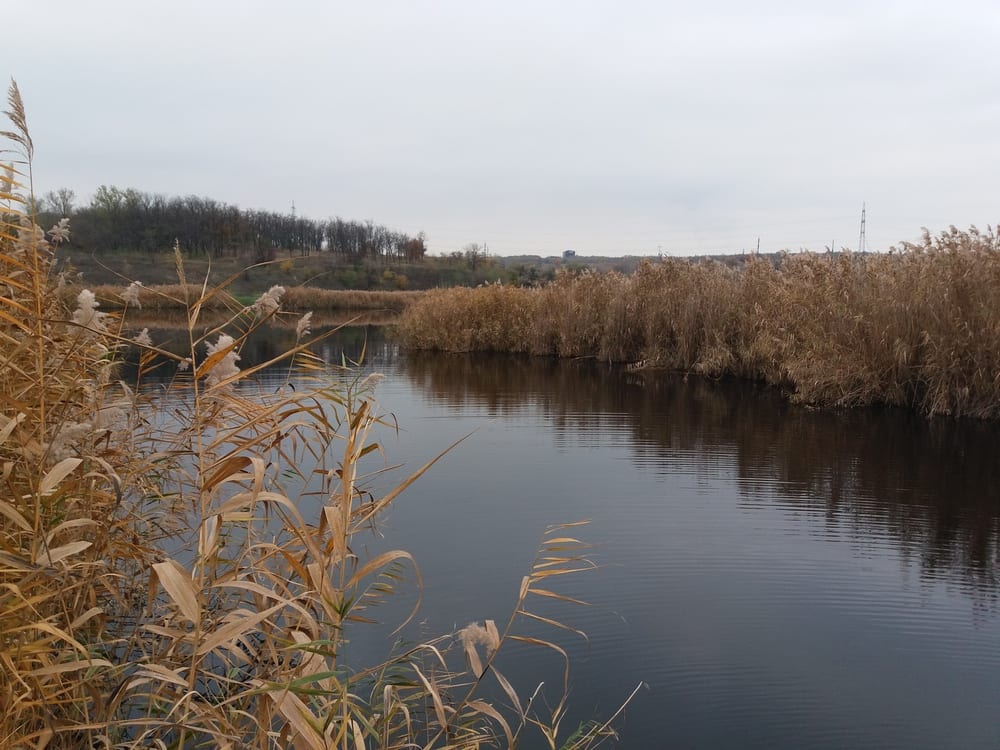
[399,230,1000,418]
[58,281,425,313]
[2,82,635,748]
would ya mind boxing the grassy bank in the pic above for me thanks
[2,83,634,747]
[54,247,515,293]
[398,229,1000,419]
[59,279,425,313]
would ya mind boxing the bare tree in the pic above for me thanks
[463,242,483,271]
[43,187,76,216]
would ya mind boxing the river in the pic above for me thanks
[134,323,1000,748]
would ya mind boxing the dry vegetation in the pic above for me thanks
[399,231,1000,419]
[2,83,635,747]
[59,280,424,314]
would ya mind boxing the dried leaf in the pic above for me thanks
[28,657,113,677]
[413,664,448,731]
[39,457,82,495]
[485,619,500,648]
[202,455,252,494]
[491,667,524,717]
[196,602,284,655]
[136,662,188,688]
[198,514,219,561]
[463,635,484,678]
[39,540,91,566]
[350,719,365,750]
[468,700,514,747]
[151,560,201,625]
[516,609,588,640]
[0,411,25,444]
[345,549,416,590]
[527,588,589,607]
[44,518,98,545]
[0,497,32,532]
[265,689,326,750]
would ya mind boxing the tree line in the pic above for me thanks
[35,186,427,263]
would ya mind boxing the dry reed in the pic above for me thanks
[399,232,1000,418]
[2,82,635,748]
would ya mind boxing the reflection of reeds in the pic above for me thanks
[400,233,1000,418]
[1,82,632,748]
[402,350,1000,599]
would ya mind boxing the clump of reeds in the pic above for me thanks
[399,232,1000,419]
[2,82,635,748]
[397,283,539,354]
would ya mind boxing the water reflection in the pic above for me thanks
[113,327,1000,747]
[400,350,1000,602]
[120,323,398,383]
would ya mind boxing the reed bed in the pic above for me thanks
[399,230,1000,419]
[124,308,404,332]
[59,282,425,313]
[2,83,634,748]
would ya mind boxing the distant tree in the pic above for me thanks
[43,187,75,216]
[402,233,427,262]
[463,242,483,271]
[91,184,126,213]
[49,184,421,264]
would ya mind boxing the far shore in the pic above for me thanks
[121,307,402,330]
[62,283,424,314]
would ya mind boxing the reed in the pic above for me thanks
[2,83,634,748]
[399,234,1000,419]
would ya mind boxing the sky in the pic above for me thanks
[7,1,1000,257]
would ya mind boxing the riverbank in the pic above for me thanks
[398,227,1000,419]
[62,281,424,313]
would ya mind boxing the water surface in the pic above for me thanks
[136,325,1000,748]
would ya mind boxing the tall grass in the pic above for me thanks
[2,83,635,748]
[398,233,1000,418]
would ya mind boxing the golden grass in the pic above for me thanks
[2,82,634,748]
[399,232,1000,418]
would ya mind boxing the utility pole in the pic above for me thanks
[858,202,866,253]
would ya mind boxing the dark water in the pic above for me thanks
[133,325,1000,748]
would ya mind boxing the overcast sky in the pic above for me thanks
[8,1,999,256]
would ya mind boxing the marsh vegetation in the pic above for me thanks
[399,234,1000,418]
[1,83,632,748]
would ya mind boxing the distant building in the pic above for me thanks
[562,249,576,260]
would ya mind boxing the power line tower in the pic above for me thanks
[858,202,867,253]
